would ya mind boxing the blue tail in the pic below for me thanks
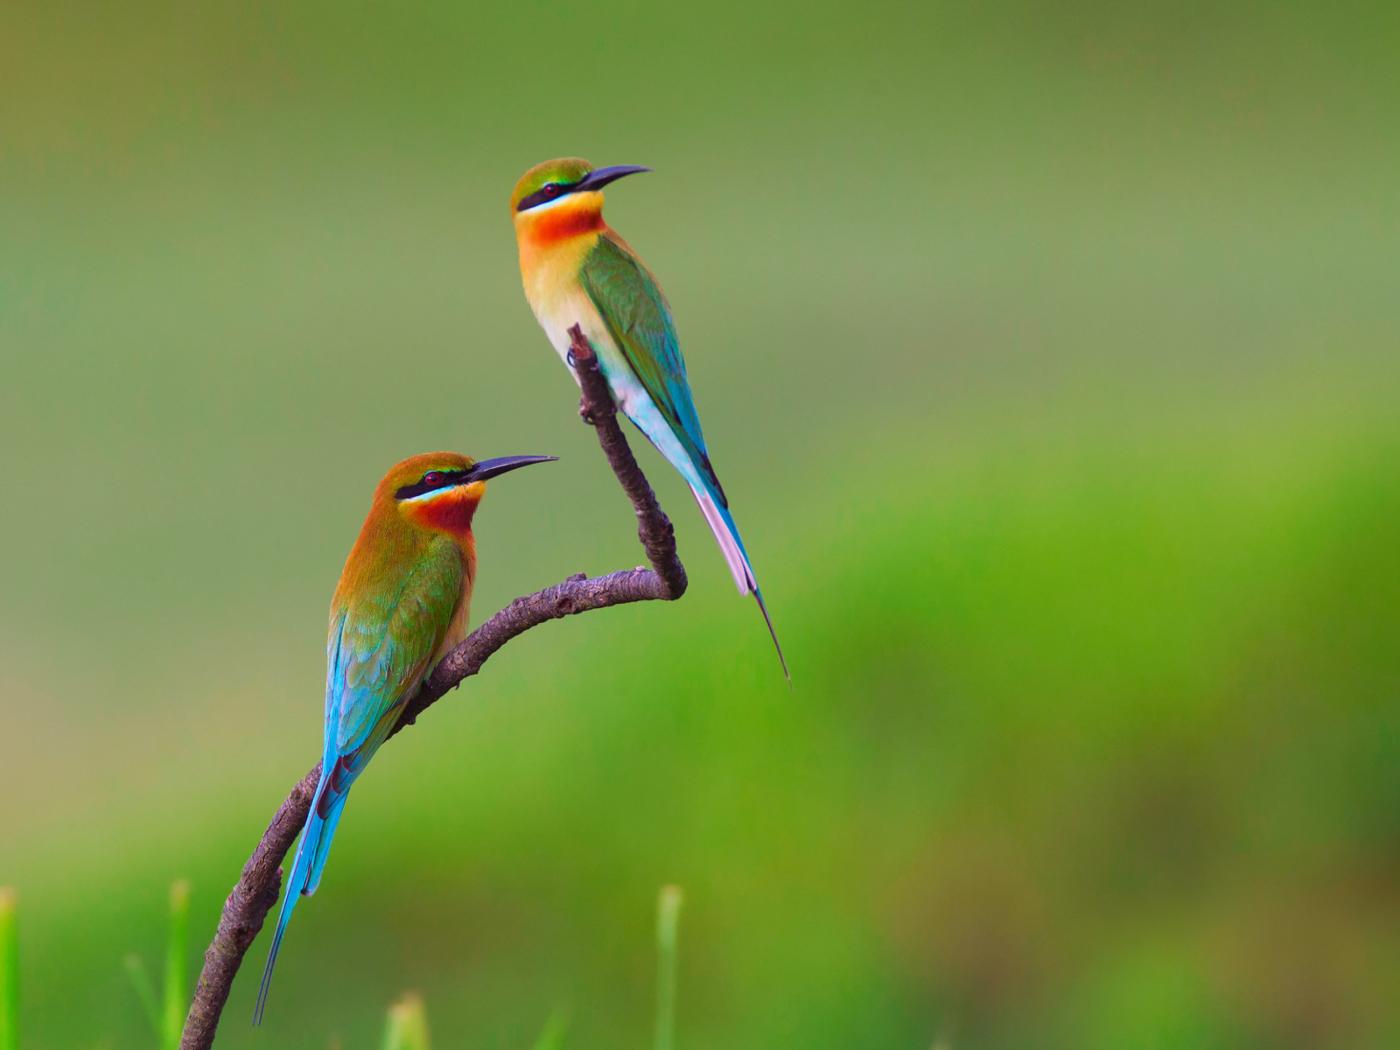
[613,388,788,680]
[253,767,352,1024]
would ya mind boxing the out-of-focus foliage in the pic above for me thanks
[123,880,190,1050]
[383,993,431,1050]
[0,890,15,1050]
[532,1007,570,1050]
[655,886,683,1050]
[1,1,1398,1049]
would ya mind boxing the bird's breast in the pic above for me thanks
[519,235,617,374]
[432,543,476,664]
[518,227,596,312]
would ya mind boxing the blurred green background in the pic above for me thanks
[2,0,1399,1047]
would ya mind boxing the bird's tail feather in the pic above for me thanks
[304,787,349,896]
[691,483,755,595]
[253,765,352,1025]
[751,586,789,682]
[690,484,789,680]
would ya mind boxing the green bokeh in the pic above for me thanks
[2,1,1398,1048]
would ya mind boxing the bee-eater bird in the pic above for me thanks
[510,158,787,677]
[254,450,556,1023]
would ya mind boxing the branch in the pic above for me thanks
[181,327,685,1048]
[183,766,319,1042]
[564,325,687,602]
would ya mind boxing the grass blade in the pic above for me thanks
[124,955,162,1033]
[654,885,683,1050]
[531,1005,570,1050]
[162,880,190,1050]
[0,889,16,1050]
[383,992,430,1050]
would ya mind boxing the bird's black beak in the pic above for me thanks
[575,165,652,193]
[464,455,558,483]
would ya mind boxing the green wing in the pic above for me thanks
[580,233,725,502]
[332,538,463,762]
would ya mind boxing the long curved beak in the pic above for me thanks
[464,455,558,483]
[575,165,652,193]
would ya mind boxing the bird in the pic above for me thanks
[254,450,556,1023]
[509,157,787,678]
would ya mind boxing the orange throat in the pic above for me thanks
[515,192,605,254]
[403,486,481,547]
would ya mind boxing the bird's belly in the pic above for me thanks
[532,291,644,413]
[533,289,606,378]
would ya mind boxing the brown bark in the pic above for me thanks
[181,328,685,1048]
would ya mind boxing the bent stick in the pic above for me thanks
[181,327,686,1047]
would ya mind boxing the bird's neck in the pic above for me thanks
[402,489,480,548]
[332,501,477,624]
[409,496,477,662]
[515,196,607,284]
[516,192,606,246]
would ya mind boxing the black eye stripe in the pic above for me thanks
[395,468,472,501]
[516,179,582,212]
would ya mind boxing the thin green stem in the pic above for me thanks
[124,955,162,1032]
[531,1005,570,1050]
[163,881,191,1050]
[0,888,16,1050]
[654,885,683,1050]
[382,993,430,1050]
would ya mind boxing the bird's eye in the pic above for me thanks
[421,471,444,487]
[542,183,561,197]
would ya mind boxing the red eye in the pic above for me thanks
[421,471,444,487]
[542,183,560,197]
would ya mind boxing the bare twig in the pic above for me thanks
[183,766,319,1044]
[564,325,687,600]
[181,328,686,1048]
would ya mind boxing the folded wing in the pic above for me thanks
[580,232,728,506]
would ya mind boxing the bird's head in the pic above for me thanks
[510,158,651,241]
[380,451,557,539]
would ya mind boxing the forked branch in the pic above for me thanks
[181,327,685,1048]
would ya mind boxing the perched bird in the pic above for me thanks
[510,158,786,677]
[255,451,556,1022]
